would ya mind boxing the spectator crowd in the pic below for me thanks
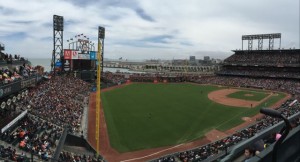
[22,75,91,134]
[59,151,105,162]
[224,50,300,66]
[217,68,300,79]
[0,63,36,85]
[0,74,92,161]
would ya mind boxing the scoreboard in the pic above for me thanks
[63,49,97,71]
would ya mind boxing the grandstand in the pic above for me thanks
[0,75,105,161]
[0,44,105,161]
[218,49,300,79]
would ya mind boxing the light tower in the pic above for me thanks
[52,15,64,74]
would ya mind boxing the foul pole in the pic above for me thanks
[95,36,102,153]
[96,26,105,154]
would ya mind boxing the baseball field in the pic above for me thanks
[101,83,286,153]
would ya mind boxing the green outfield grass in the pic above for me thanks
[227,90,270,101]
[102,83,286,152]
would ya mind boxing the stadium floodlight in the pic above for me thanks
[241,33,281,50]
[53,15,64,31]
[52,14,64,73]
[98,26,105,39]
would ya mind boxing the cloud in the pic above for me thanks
[0,0,298,60]
[141,35,173,44]
[135,8,155,22]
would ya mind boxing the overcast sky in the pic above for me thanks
[0,0,299,60]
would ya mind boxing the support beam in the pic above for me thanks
[269,35,274,50]
[258,36,263,50]
[248,39,253,50]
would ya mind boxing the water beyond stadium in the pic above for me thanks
[28,58,140,73]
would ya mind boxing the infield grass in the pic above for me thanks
[227,90,270,101]
[102,83,286,152]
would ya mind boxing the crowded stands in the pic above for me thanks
[101,72,127,88]
[219,49,300,79]
[217,68,300,79]
[1,115,62,161]
[59,151,105,162]
[0,145,30,161]
[0,73,93,161]
[223,50,300,66]
[24,76,90,134]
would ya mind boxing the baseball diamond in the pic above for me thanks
[87,82,287,162]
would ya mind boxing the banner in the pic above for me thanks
[90,51,96,60]
[289,100,298,107]
[1,110,28,133]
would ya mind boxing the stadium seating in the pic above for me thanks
[220,49,300,79]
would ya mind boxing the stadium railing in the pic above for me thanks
[0,74,39,99]
[51,127,69,162]
[62,134,107,162]
[220,112,300,162]
[248,125,300,162]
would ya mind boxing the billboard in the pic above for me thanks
[64,49,79,59]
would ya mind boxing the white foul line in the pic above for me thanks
[120,144,184,162]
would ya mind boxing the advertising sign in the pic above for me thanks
[90,51,96,60]
[72,50,79,59]
[64,49,72,59]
